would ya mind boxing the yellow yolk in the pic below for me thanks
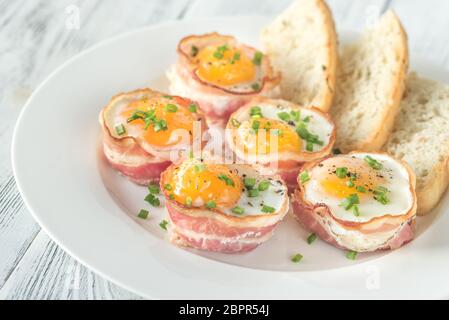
[165,163,243,208]
[121,97,197,147]
[319,158,385,200]
[236,118,301,155]
[195,45,256,86]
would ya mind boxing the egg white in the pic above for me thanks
[303,153,415,223]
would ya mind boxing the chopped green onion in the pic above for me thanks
[258,180,270,191]
[194,164,206,173]
[252,120,260,131]
[339,193,359,211]
[231,206,245,215]
[115,124,126,136]
[231,52,241,64]
[144,193,160,207]
[164,184,172,191]
[162,95,173,100]
[191,45,199,57]
[364,155,383,170]
[335,167,348,179]
[164,104,178,113]
[346,180,355,187]
[213,44,228,59]
[159,220,169,230]
[244,177,257,189]
[185,196,192,206]
[291,253,303,263]
[300,171,310,184]
[373,186,390,205]
[302,115,311,123]
[250,106,262,118]
[277,112,290,122]
[290,110,301,122]
[206,200,216,209]
[346,250,357,260]
[188,103,198,113]
[137,209,149,220]
[356,186,366,193]
[169,193,175,200]
[296,123,324,148]
[352,205,360,216]
[252,51,263,66]
[248,189,259,197]
[148,183,160,195]
[251,83,261,91]
[307,233,317,245]
[262,205,275,213]
[306,141,314,152]
[218,174,235,187]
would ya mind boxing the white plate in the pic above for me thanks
[12,16,449,299]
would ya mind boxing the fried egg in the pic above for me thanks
[177,33,277,93]
[102,89,207,159]
[301,152,416,223]
[160,157,288,217]
[226,97,336,164]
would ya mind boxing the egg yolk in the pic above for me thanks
[121,97,198,147]
[195,45,256,86]
[236,118,301,155]
[319,158,385,200]
[164,162,243,208]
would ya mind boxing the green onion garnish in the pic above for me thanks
[244,177,257,189]
[352,205,360,216]
[115,124,126,136]
[258,180,270,191]
[191,45,199,57]
[373,186,390,205]
[164,184,172,191]
[188,103,198,113]
[291,253,303,263]
[159,220,168,230]
[206,200,216,209]
[144,193,160,207]
[185,196,192,206]
[346,180,355,187]
[252,120,260,132]
[290,110,300,122]
[231,206,245,215]
[306,141,314,152]
[364,155,383,170]
[300,171,310,184]
[137,209,149,220]
[252,51,263,66]
[148,183,160,195]
[262,205,275,213]
[164,104,178,113]
[277,112,290,122]
[213,44,228,59]
[251,83,261,91]
[250,106,262,118]
[231,52,241,64]
[339,193,360,211]
[307,233,317,245]
[194,164,206,173]
[335,167,348,179]
[346,250,357,260]
[356,186,366,193]
[218,174,235,187]
[248,189,259,198]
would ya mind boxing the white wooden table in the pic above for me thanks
[1,0,448,300]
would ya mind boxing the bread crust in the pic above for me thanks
[261,0,338,112]
[354,11,409,152]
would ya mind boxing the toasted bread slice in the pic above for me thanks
[331,10,408,152]
[261,0,337,112]
[384,73,449,215]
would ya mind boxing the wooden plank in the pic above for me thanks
[0,230,142,299]
[0,0,189,299]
